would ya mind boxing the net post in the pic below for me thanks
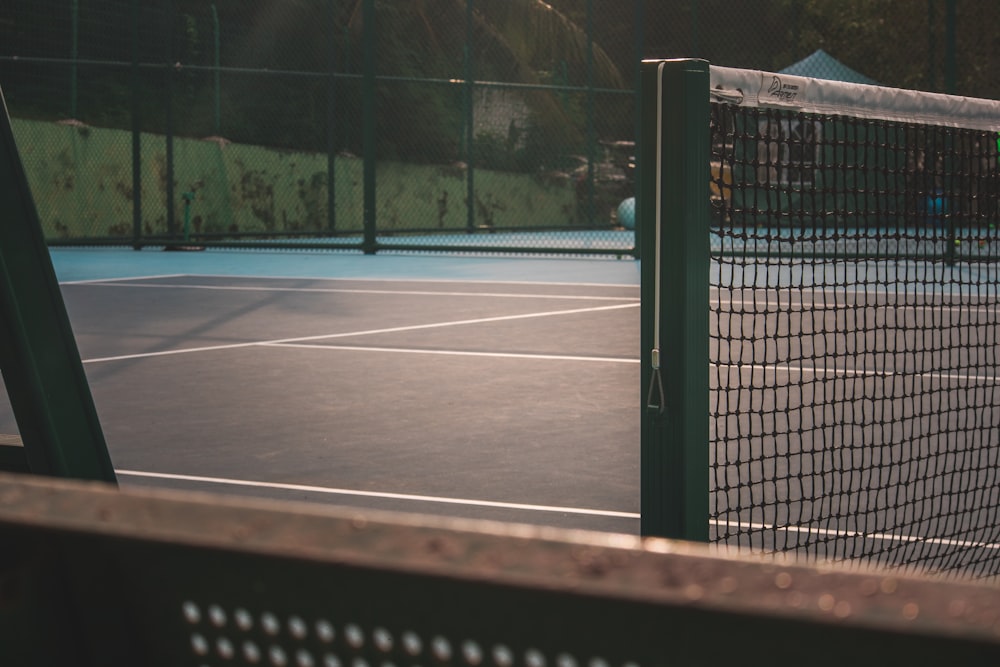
[639,59,710,541]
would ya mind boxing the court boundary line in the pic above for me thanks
[63,272,641,290]
[186,272,641,289]
[71,280,640,302]
[63,275,990,310]
[115,471,998,552]
[81,301,640,364]
[61,273,191,285]
[711,518,1000,552]
[264,342,639,364]
[115,470,640,519]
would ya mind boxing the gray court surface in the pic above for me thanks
[17,248,998,572]
[33,249,643,533]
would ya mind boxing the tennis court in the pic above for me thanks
[1,59,996,584]
[20,241,994,576]
[22,248,644,533]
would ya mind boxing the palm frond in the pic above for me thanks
[476,0,626,89]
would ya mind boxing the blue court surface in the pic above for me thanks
[50,246,642,285]
[43,247,644,533]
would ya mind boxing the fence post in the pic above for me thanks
[326,0,337,234]
[464,0,475,234]
[639,59,710,541]
[165,0,176,239]
[70,0,78,119]
[632,0,644,256]
[361,0,377,254]
[585,0,596,225]
[131,0,142,249]
[211,3,221,135]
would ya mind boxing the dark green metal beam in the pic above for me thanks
[4,471,1000,665]
[0,86,116,483]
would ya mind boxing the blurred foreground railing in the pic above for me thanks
[2,471,1000,666]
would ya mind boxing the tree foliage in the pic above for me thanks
[3,0,1000,168]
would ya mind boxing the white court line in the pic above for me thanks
[75,280,639,302]
[182,273,642,290]
[61,273,191,285]
[69,273,640,290]
[114,472,995,550]
[115,470,640,519]
[712,518,1000,552]
[265,342,639,364]
[82,301,640,364]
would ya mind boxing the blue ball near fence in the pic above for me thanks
[617,197,636,230]
[924,192,949,228]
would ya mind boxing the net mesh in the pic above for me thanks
[708,84,1000,578]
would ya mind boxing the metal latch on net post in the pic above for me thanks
[646,349,666,415]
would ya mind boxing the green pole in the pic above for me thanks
[633,0,644,256]
[211,3,220,135]
[639,59,710,541]
[165,1,176,238]
[70,0,78,118]
[361,0,377,254]
[0,85,117,483]
[326,0,337,233]
[585,0,596,225]
[182,191,194,243]
[131,0,142,249]
[464,0,475,233]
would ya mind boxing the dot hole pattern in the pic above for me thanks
[181,600,641,667]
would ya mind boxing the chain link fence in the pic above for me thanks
[2,1,997,255]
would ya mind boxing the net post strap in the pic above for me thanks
[646,61,666,415]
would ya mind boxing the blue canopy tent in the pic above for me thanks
[779,49,879,85]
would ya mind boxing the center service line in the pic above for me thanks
[83,302,639,364]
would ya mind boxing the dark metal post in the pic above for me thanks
[361,0,377,253]
[464,0,475,234]
[0,86,117,483]
[70,0,78,119]
[131,0,142,248]
[632,0,645,256]
[211,3,221,135]
[165,1,176,238]
[639,59,710,541]
[326,0,337,233]
[585,0,596,225]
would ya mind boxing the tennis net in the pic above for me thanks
[641,60,1000,579]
